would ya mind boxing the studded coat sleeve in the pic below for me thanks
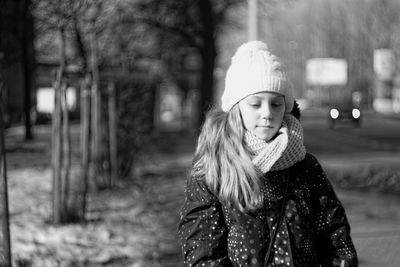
[308,155,358,267]
[178,170,232,267]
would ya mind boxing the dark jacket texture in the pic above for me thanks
[178,153,358,267]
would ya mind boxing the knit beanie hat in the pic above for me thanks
[221,41,294,113]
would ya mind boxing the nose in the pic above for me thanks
[261,104,273,120]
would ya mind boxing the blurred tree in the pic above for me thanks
[79,74,91,219]
[51,11,69,225]
[33,0,161,202]
[116,77,157,179]
[0,119,11,266]
[367,0,398,49]
[107,82,117,187]
[258,0,400,104]
[33,0,87,223]
[0,0,35,140]
[0,52,12,267]
[120,0,242,126]
[19,0,35,140]
[87,3,102,190]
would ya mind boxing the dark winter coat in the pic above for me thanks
[178,153,358,267]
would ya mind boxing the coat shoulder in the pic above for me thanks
[303,152,320,164]
[292,152,326,186]
[296,152,322,171]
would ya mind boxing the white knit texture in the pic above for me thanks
[222,41,294,113]
[244,114,306,174]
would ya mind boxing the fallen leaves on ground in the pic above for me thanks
[8,160,187,267]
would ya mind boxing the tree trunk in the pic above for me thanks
[52,26,66,224]
[89,21,104,190]
[72,15,88,73]
[61,81,70,217]
[20,0,34,140]
[73,14,90,219]
[80,76,91,219]
[198,0,217,127]
[0,67,12,267]
[108,82,117,188]
[198,45,216,125]
[90,85,101,189]
[52,78,63,224]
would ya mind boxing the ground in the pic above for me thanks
[6,125,192,267]
[5,122,400,267]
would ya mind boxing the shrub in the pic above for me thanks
[326,166,400,194]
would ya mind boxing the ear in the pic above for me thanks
[290,100,301,120]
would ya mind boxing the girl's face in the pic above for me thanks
[238,92,285,141]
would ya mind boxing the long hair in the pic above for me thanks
[192,105,263,212]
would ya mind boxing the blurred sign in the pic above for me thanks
[158,83,184,131]
[393,88,400,113]
[306,58,348,86]
[36,87,77,113]
[373,49,396,81]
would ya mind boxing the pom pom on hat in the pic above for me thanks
[221,41,294,112]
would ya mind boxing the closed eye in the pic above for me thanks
[249,102,261,107]
[272,102,283,107]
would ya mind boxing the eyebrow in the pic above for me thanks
[248,95,284,100]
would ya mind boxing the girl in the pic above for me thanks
[178,41,358,267]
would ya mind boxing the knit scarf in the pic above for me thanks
[244,114,306,174]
